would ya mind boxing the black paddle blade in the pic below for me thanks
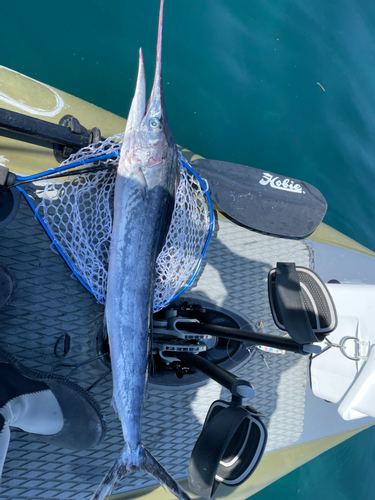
[191,158,327,238]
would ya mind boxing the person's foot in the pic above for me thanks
[0,347,106,449]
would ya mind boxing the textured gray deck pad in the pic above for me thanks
[0,195,310,499]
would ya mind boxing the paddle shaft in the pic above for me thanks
[0,108,91,148]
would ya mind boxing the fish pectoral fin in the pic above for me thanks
[131,165,147,200]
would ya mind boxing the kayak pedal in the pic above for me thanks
[188,399,267,498]
[268,262,337,345]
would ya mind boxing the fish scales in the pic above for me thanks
[107,152,177,450]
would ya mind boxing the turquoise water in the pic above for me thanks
[3,0,375,498]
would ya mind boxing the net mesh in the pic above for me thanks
[59,133,124,169]
[36,136,211,311]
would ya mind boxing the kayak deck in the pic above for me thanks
[0,185,340,499]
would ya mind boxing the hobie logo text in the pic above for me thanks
[259,173,304,194]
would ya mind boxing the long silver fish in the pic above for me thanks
[91,1,190,500]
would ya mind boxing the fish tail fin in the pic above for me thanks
[91,444,191,500]
[90,446,128,500]
[141,445,191,500]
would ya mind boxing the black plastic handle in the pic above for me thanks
[174,352,255,399]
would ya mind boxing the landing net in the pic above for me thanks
[31,134,212,311]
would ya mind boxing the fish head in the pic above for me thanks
[120,0,176,179]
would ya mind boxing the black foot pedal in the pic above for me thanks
[268,262,337,343]
[188,400,267,498]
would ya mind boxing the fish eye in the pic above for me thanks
[149,117,160,129]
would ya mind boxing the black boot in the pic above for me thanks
[0,347,106,450]
[0,264,16,310]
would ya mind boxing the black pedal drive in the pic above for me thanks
[188,399,267,498]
